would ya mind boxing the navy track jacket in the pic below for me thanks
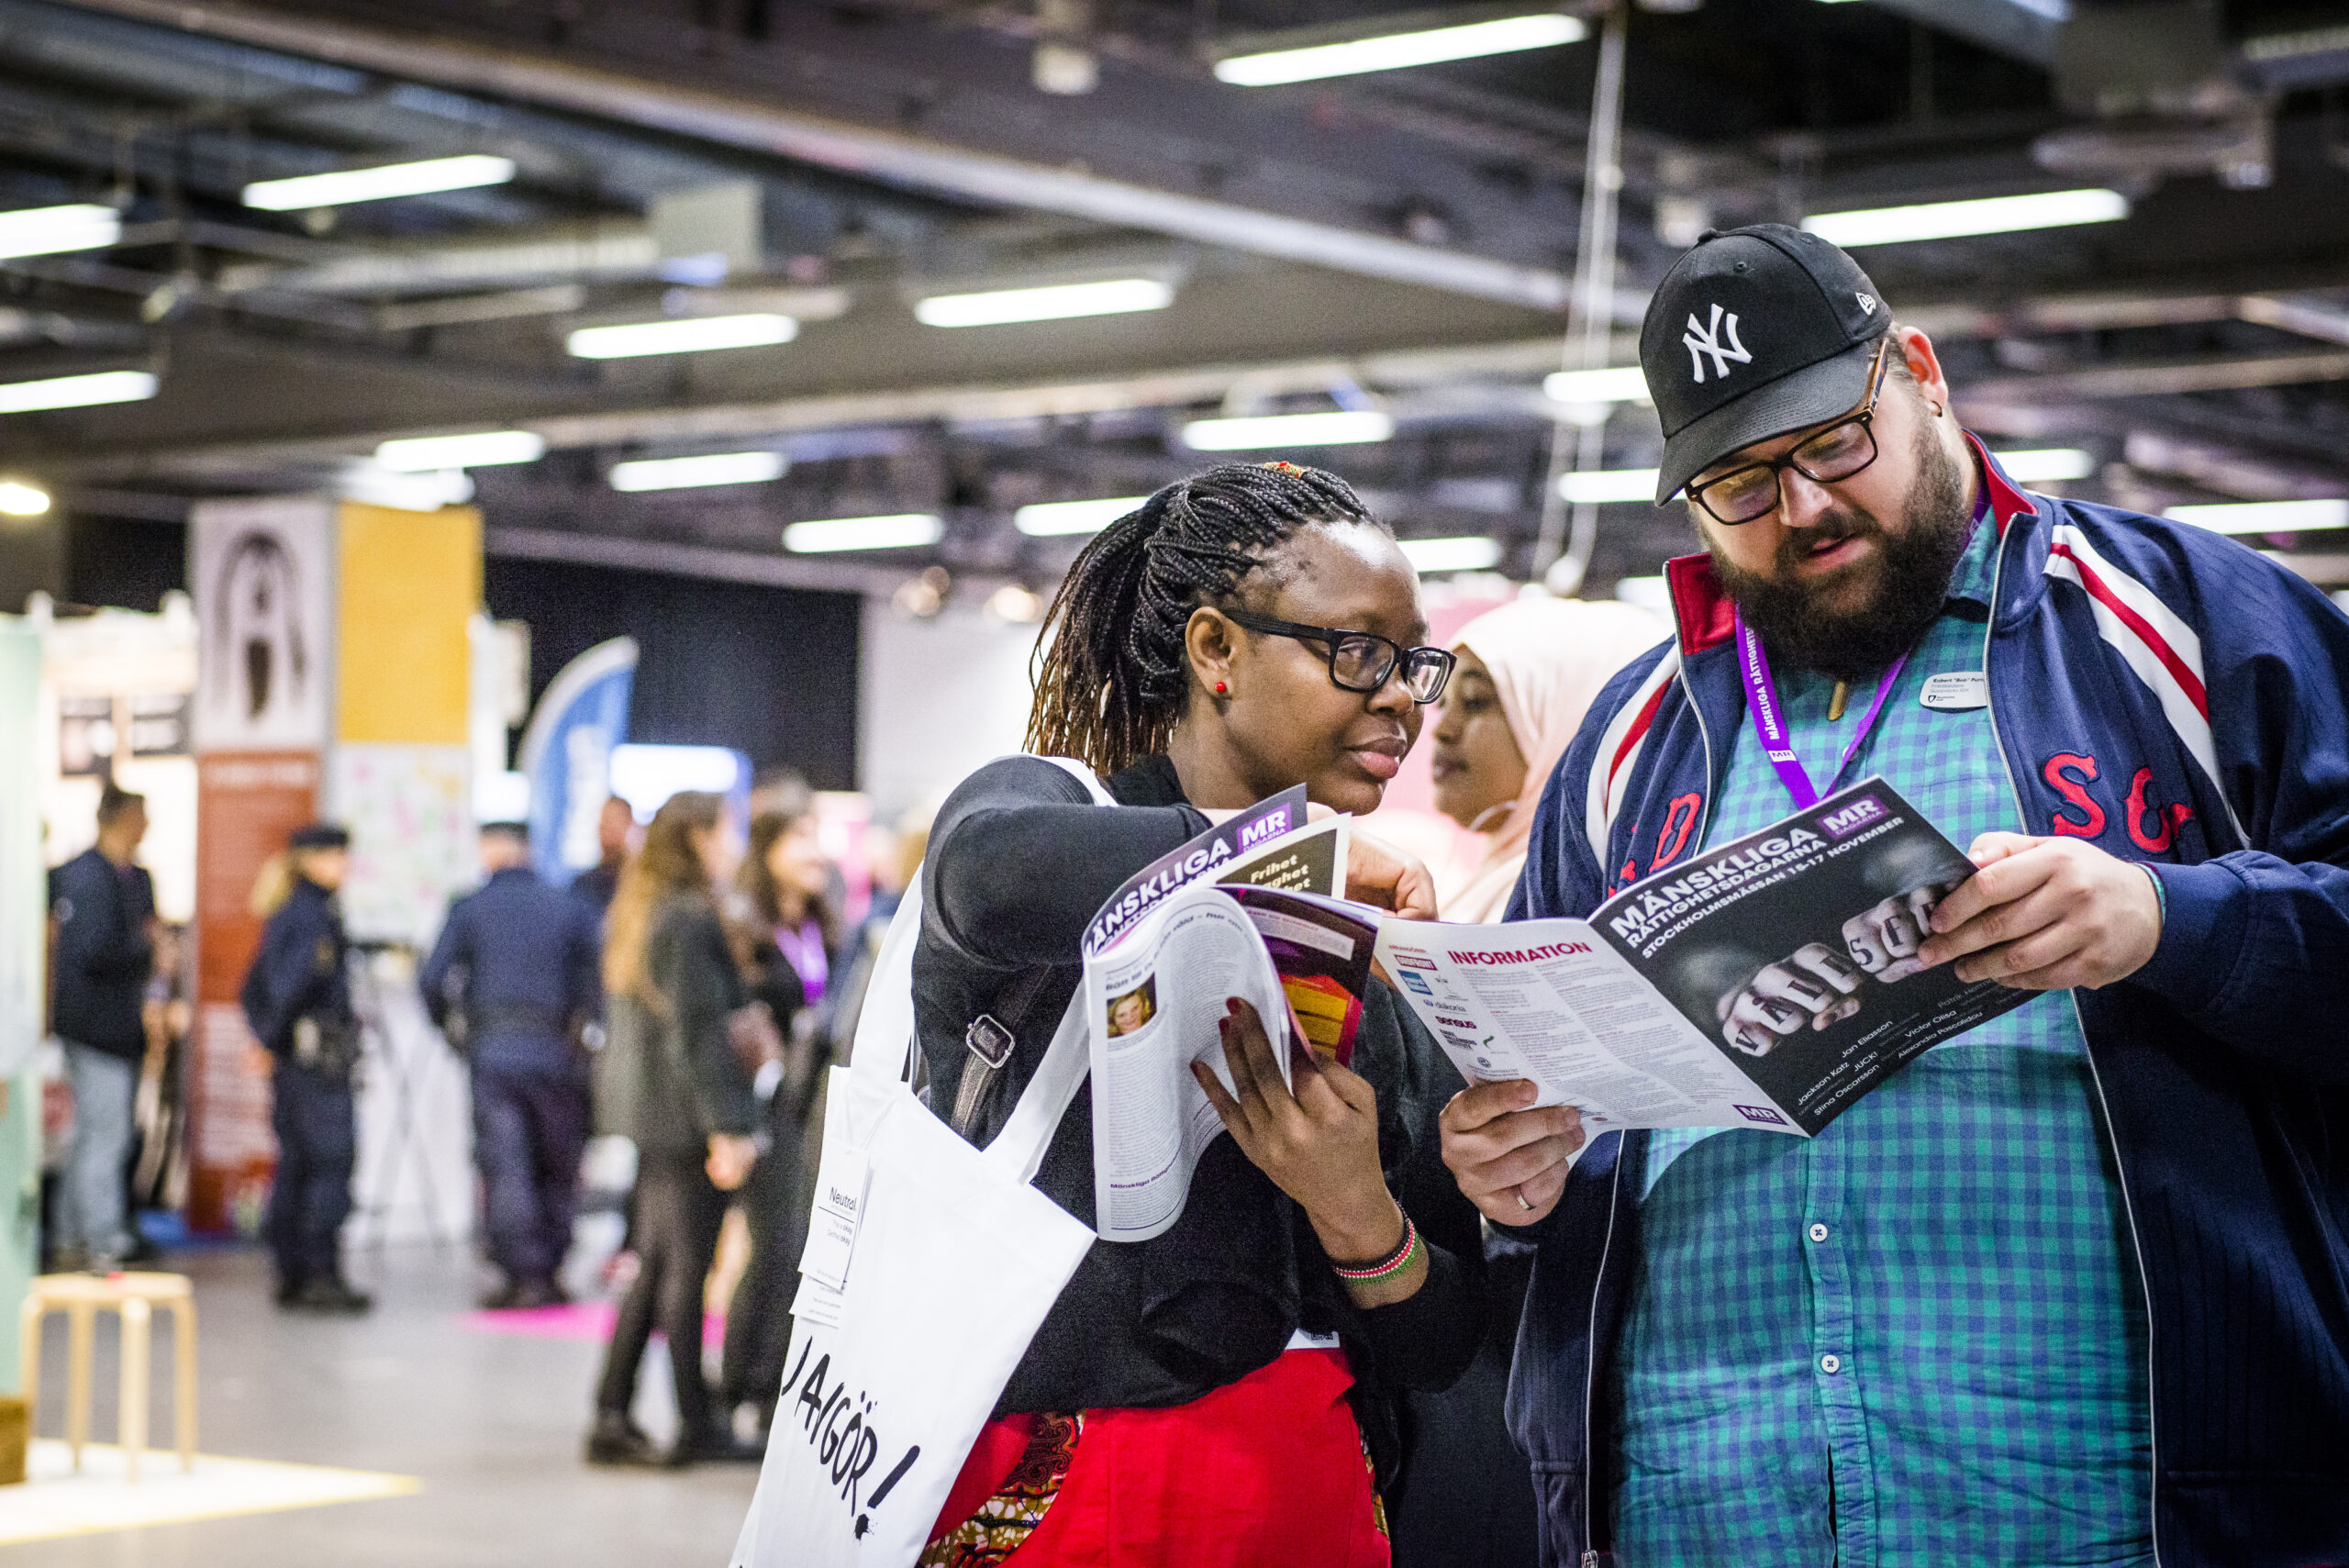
[1505,445,2349,1568]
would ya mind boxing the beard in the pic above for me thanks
[1710,418,1974,684]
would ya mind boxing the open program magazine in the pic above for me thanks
[1376,776,2032,1139]
[1083,776,2027,1240]
[1080,787,1362,1242]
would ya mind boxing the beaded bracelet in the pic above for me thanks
[1331,1213,1419,1284]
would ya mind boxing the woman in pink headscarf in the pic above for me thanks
[1430,597,1667,924]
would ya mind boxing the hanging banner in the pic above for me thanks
[332,502,480,947]
[191,496,334,753]
[516,638,637,885]
[189,496,335,1233]
[0,621,39,1377]
[0,624,41,1083]
[188,751,318,1232]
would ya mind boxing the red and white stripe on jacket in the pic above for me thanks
[1585,645,1682,869]
[2043,522,2248,843]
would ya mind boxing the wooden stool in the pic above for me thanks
[18,1273,197,1482]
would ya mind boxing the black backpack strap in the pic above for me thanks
[948,963,1060,1141]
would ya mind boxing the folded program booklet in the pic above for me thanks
[1376,777,2032,1139]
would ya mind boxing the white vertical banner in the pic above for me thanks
[190,495,334,753]
[0,622,43,1080]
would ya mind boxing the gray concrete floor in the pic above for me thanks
[11,1243,759,1566]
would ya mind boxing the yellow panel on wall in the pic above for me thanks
[336,503,481,744]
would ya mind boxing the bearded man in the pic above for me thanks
[1442,225,2349,1567]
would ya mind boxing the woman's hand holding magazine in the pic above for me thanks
[1192,995,1427,1307]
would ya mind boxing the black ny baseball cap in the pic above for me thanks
[1641,224,1891,505]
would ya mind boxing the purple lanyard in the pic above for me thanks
[774,920,829,1004]
[1734,612,1908,810]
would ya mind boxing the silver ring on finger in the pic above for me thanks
[1515,1187,1535,1211]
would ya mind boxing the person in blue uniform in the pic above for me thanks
[421,821,604,1308]
[239,823,369,1315]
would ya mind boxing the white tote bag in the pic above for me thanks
[731,762,1105,1568]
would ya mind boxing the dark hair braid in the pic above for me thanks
[1026,462,1383,774]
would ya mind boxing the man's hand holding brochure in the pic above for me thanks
[1084,775,2034,1240]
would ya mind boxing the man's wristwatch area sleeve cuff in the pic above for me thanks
[2131,858,2248,1014]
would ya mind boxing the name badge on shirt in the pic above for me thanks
[1920,672,1989,711]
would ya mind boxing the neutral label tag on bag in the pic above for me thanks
[1920,672,1989,710]
[796,1144,871,1296]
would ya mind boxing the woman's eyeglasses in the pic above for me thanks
[1687,339,1894,526]
[1220,608,1455,705]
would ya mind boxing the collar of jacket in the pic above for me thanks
[1661,432,2044,659]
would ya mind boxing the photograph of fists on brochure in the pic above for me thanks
[1716,879,1963,1057]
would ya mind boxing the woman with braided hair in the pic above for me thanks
[913,462,1504,1567]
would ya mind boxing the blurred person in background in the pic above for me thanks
[241,824,369,1315]
[716,803,840,1435]
[569,797,637,917]
[818,801,932,1061]
[1388,595,1664,1568]
[47,783,156,1272]
[1429,598,1666,925]
[422,821,606,1309]
[129,921,194,1238]
[585,791,762,1468]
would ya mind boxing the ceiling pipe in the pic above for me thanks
[27,272,2349,481]
[62,0,1574,311]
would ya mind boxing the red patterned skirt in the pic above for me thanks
[920,1348,1389,1568]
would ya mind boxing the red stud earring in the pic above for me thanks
[1214,681,1230,695]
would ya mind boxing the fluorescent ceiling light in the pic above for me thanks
[784,513,944,553]
[0,203,120,261]
[373,429,544,472]
[1014,495,1149,536]
[915,278,1174,328]
[1802,188,2128,247]
[1558,467,1661,504]
[567,313,797,360]
[1216,13,1586,85]
[610,451,787,492]
[1544,366,1651,405]
[338,462,475,512]
[242,154,518,211]
[1181,410,1395,450]
[2168,499,2349,535]
[1399,536,1504,573]
[0,369,158,415]
[1989,448,2095,483]
[0,480,50,516]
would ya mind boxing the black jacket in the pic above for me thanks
[239,877,351,1058]
[918,755,1485,1476]
[596,894,758,1162]
[49,848,154,1059]
[418,865,604,1072]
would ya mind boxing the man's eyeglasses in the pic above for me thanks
[1687,339,1894,526]
[1220,608,1455,705]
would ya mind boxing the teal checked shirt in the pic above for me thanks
[1606,516,2156,1566]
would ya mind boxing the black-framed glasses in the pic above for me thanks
[1687,339,1894,526]
[1221,607,1455,704]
